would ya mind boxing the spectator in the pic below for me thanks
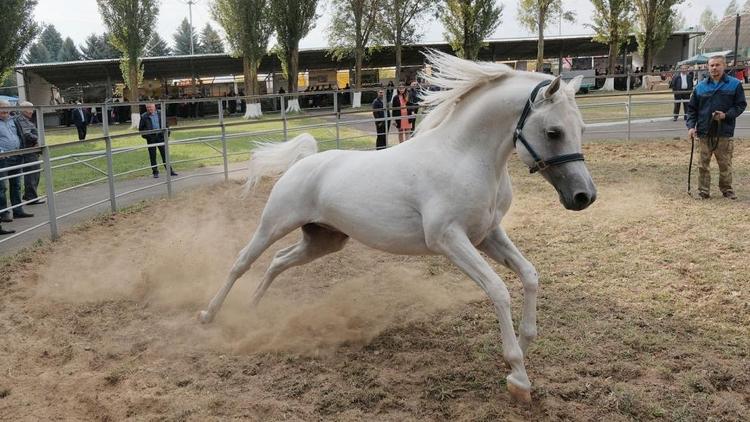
[138,103,178,179]
[408,81,420,136]
[391,82,411,143]
[372,89,387,150]
[72,102,88,140]
[14,102,43,204]
[686,55,747,200]
[0,99,34,229]
[670,64,694,121]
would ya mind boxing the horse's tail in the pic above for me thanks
[242,133,319,195]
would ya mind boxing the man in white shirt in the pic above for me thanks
[670,64,694,121]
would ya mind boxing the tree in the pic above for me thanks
[200,23,225,53]
[378,0,436,78]
[633,0,682,72]
[81,33,122,60]
[25,43,52,64]
[439,0,502,60]
[1,0,39,78]
[147,32,172,56]
[174,18,200,55]
[518,0,575,71]
[58,37,81,62]
[212,0,273,118]
[724,0,737,16]
[97,0,159,127]
[588,0,633,77]
[39,24,64,61]
[699,7,718,31]
[743,0,750,12]
[328,0,381,96]
[269,0,319,97]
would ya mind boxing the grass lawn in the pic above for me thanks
[41,110,374,191]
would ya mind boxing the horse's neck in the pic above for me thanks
[426,83,525,178]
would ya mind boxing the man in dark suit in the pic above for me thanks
[139,103,177,178]
[670,64,694,121]
[372,89,387,150]
[72,102,88,140]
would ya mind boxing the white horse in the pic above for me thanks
[199,51,596,402]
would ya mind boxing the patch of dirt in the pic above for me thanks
[1,140,749,420]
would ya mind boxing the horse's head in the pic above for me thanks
[514,75,596,211]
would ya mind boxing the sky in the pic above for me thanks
[33,0,745,51]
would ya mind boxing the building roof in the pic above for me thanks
[16,32,702,88]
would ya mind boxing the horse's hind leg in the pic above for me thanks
[199,218,300,324]
[249,223,349,307]
[479,227,539,354]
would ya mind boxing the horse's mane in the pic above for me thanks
[415,50,514,135]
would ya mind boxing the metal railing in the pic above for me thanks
[0,83,748,247]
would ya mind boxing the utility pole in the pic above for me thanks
[188,0,195,55]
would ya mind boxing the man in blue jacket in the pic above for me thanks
[686,56,747,199]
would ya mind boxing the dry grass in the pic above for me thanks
[0,138,749,421]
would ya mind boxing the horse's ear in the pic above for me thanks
[544,76,562,99]
[567,75,583,94]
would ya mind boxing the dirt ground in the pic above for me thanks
[1,139,749,421]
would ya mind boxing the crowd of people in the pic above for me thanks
[372,80,424,149]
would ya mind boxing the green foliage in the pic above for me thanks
[699,8,718,31]
[212,0,272,95]
[588,0,633,73]
[24,43,51,64]
[440,0,503,60]
[39,25,64,60]
[200,23,225,54]
[81,33,122,60]
[96,0,159,99]
[724,0,737,17]
[269,0,319,91]
[173,18,200,55]
[327,0,380,60]
[1,0,40,76]
[633,0,682,71]
[58,37,81,62]
[377,0,436,75]
[146,32,172,56]
[517,0,575,35]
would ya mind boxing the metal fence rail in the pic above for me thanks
[0,84,748,247]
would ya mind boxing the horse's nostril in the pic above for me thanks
[574,192,590,206]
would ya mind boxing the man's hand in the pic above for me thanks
[688,128,696,139]
[712,111,726,120]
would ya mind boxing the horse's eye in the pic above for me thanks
[546,128,563,140]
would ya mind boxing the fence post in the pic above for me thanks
[36,106,58,240]
[280,95,288,141]
[160,101,172,198]
[626,90,632,142]
[218,100,228,181]
[334,91,340,149]
[102,103,117,212]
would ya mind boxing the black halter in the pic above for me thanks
[513,79,585,174]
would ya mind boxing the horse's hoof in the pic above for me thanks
[507,381,532,403]
[198,310,213,324]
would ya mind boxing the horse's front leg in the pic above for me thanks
[427,225,532,403]
[479,226,539,354]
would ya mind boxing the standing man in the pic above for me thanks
[670,64,694,121]
[408,81,420,136]
[372,89,387,150]
[0,100,34,228]
[139,103,178,178]
[15,102,44,204]
[686,55,747,200]
[72,102,88,140]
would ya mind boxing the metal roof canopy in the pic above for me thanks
[16,32,697,88]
